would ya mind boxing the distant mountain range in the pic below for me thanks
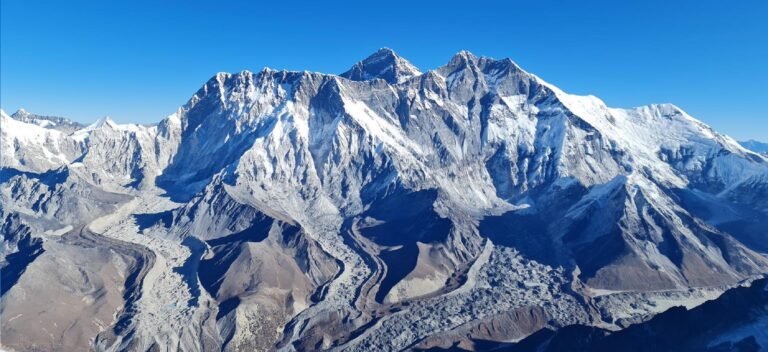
[9,108,85,134]
[2,48,767,351]
[740,139,768,156]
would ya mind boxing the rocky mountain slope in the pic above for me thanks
[2,48,767,351]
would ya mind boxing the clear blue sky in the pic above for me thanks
[1,0,766,140]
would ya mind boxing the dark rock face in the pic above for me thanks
[505,277,768,352]
[0,212,44,296]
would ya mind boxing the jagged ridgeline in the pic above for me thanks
[1,48,767,351]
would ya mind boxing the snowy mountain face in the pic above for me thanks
[2,49,768,352]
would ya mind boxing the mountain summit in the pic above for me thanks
[2,50,767,352]
[340,47,422,83]
[9,108,84,133]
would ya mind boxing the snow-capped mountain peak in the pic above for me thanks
[11,107,29,118]
[93,116,117,129]
[341,47,422,84]
[447,49,478,66]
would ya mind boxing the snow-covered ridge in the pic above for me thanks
[1,109,78,171]
[9,108,84,133]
